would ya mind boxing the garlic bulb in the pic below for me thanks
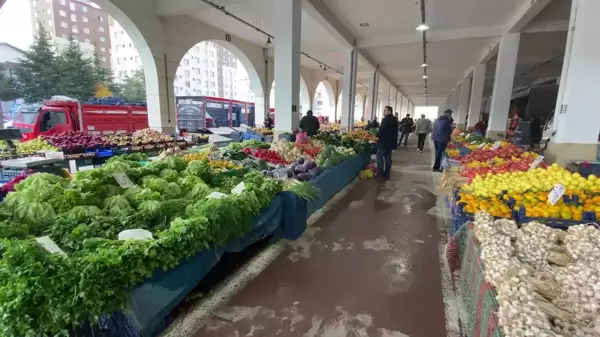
[564,225,600,263]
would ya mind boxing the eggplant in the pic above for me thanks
[297,172,311,181]
[304,160,317,170]
[307,169,316,178]
[297,157,305,165]
[294,165,306,174]
[314,167,323,175]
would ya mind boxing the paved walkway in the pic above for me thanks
[165,137,459,337]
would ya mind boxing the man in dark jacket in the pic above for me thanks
[398,114,414,146]
[299,110,320,136]
[264,114,274,130]
[432,109,454,172]
[376,106,399,179]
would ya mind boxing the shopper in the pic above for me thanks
[264,114,274,130]
[414,114,431,153]
[432,109,453,172]
[371,117,380,128]
[299,110,320,136]
[398,114,414,146]
[376,106,398,180]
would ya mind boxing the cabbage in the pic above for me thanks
[160,169,180,182]
[66,205,104,222]
[14,173,69,191]
[103,161,134,174]
[143,177,170,193]
[138,200,162,217]
[178,175,204,192]
[164,157,187,172]
[14,201,56,226]
[104,195,133,216]
[165,182,183,199]
[187,183,211,200]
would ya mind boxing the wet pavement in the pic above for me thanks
[186,139,450,337]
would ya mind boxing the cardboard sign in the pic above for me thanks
[529,155,544,171]
[45,151,64,160]
[113,173,135,188]
[547,183,566,205]
[35,236,67,256]
[490,141,501,150]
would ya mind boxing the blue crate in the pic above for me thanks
[517,206,597,229]
[571,161,600,178]
[458,144,472,157]
[0,168,24,183]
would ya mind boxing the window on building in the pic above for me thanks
[59,0,65,5]
[211,91,216,96]
[210,71,215,78]
[99,16,104,22]
[46,8,51,14]
[101,56,106,62]
[82,5,88,12]
[184,70,190,77]
[84,38,90,44]
[82,16,88,23]
[99,26,104,32]
[193,46,199,52]
[59,10,66,17]
[210,81,215,88]
[70,13,76,22]
[195,69,200,75]
[185,82,190,88]
[60,21,68,28]
[100,47,105,52]
[48,20,53,26]
[61,33,67,38]
[83,27,89,34]
[183,59,189,65]
[100,37,105,42]
[209,61,214,67]
[209,51,214,57]
[205,82,208,88]
[69,2,75,10]
[71,25,78,33]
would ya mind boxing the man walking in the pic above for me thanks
[414,114,431,153]
[376,106,399,180]
[431,109,453,172]
[398,114,414,146]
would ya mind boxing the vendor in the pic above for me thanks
[299,110,320,136]
[473,118,488,135]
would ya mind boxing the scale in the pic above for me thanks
[0,129,61,168]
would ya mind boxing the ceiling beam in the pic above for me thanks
[303,0,412,104]
[358,25,504,49]
[157,0,246,17]
[522,19,568,33]
[506,0,552,33]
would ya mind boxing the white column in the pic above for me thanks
[548,0,600,163]
[467,63,486,127]
[274,0,301,133]
[381,81,391,112]
[457,76,471,128]
[488,33,520,135]
[368,69,380,120]
[340,47,358,131]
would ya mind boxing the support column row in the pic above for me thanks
[340,47,358,131]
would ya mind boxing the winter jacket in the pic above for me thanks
[299,115,320,137]
[415,118,431,134]
[432,116,453,143]
[377,114,399,151]
[400,117,414,133]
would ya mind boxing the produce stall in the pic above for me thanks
[443,131,600,337]
[0,131,372,337]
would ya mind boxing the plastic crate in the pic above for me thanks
[570,161,600,178]
[0,168,25,182]
[517,206,597,229]
[458,144,471,157]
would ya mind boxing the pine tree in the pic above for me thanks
[120,69,146,102]
[0,66,19,101]
[56,36,96,101]
[12,24,60,102]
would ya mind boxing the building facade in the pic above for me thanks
[109,18,254,102]
[29,0,111,69]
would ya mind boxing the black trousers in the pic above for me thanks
[417,133,426,151]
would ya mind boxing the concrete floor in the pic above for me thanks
[171,138,457,337]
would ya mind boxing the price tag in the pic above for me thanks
[490,141,501,150]
[528,155,544,171]
[547,183,566,205]
[112,173,135,189]
[207,191,228,199]
[35,236,67,256]
[231,181,246,195]
[478,143,486,149]
[45,151,64,160]
[273,168,289,179]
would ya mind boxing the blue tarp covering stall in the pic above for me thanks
[97,152,368,337]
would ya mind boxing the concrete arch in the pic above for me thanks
[268,76,311,122]
[336,90,367,122]
[174,39,265,126]
[313,81,335,120]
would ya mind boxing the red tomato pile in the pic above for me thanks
[244,148,288,165]
[295,143,322,158]
[460,145,524,164]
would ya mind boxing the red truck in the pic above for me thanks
[12,98,149,141]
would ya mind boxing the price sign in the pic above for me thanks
[207,191,228,199]
[113,173,135,189]
[478,143,486,149]
[490,141,501,150]
[45,151,64,160]
[231,181,246,195]
[273,168,289,179]
[547,183,566,205]
[529,155,544,171]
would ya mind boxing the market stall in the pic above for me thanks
[0,130,372,337]
[443,131,600,337]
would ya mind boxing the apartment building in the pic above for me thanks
[29,0,111,69]
[109,18,255,102]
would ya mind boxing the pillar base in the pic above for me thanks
[546,142,599,166]
[486,130,506,140]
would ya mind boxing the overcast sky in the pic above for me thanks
[0,0,34,50]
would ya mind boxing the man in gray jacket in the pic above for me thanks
[414,114,431,153]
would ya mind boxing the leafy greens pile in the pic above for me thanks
[0,153,284,336]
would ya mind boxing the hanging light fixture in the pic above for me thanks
[420,63,428,67]
[422,75,428,79]
[416,23,429,31]
[265,37,272,46]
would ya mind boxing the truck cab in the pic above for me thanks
[13,101,80,140]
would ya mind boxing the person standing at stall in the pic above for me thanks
[432,109,453,172]
[299,110,320,136]
[376,106,399,180]
[264,114,274,130]
[414,114,431,153]
[398,114,414,146]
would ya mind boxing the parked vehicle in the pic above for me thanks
[176,96,255,131]
[12,96,149,141]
